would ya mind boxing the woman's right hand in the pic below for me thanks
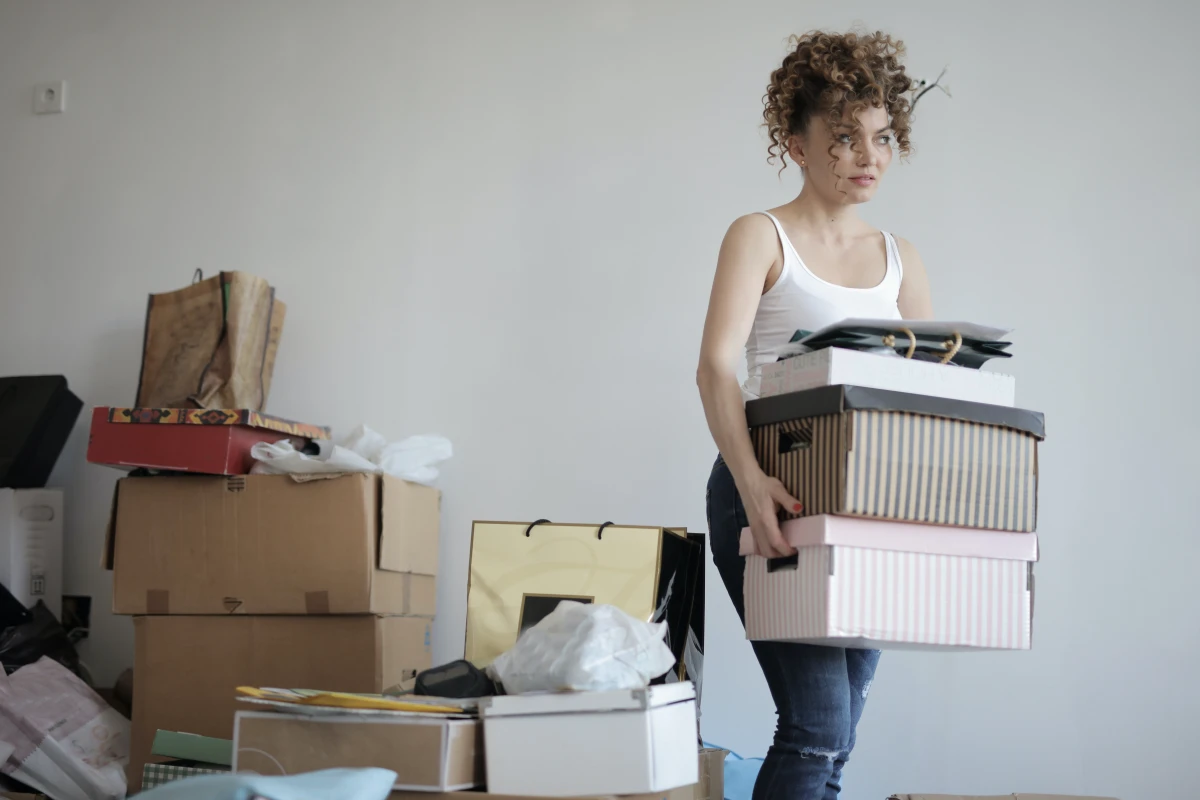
[737,468,803,559]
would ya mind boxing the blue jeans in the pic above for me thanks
[706,456,880,800]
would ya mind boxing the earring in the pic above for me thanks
[799,160,806,167]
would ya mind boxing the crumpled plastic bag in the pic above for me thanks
[487,602,676,694]
[250,424,451,485]
[0,657,128,800]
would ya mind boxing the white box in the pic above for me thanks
[0,488,63,618]
[479,683,698,797]
[742,516,1036,651]
[758,347,1016,406]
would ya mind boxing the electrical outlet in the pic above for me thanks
[34,81,66,114]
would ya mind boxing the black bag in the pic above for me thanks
[414,660,497,698]
[797,325,1011,369]
[0,375,83,488]
[0,600,84,680]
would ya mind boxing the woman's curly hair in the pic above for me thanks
[763,30,914,171]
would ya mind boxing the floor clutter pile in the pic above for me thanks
[0,276,1120,799]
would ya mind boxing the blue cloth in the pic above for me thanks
[133,767,397,800]
[707,456,880,800]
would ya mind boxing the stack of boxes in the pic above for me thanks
[92,410,441,792]
[741,343,1044,650]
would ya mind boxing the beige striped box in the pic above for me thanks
[746,385,1045,532]
[741,516,1037,650]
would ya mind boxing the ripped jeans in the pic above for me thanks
[707,456,880,800]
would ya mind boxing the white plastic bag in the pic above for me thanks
[487,602,676,694]
[251,425,452,485]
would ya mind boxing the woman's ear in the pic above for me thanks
[787,134,807,168]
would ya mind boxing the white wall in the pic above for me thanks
[2,2,1197,798]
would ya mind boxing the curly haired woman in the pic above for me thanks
[696,30,934,799]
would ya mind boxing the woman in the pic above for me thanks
[696,30,934,799]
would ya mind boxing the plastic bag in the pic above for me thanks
[0,600,84,680]
[487,602,676,694]
[251,425,452,485]
[0,657,128,800]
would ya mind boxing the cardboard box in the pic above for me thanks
[105,472,438,615]
[746,385,1044,532]
[0,489,63,619]
[759,347,1017,406]
[87,406,330,476]
[890,795,1120,799]
[234,711,482,790]
[466,522,700,672]
[479,683,698,797]
[742,516,1037,650]
[666,748,726,800]
[128,614,432,793]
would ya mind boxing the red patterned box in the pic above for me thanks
[87,406,330,476]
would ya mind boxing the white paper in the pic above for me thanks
[251,425,452,485]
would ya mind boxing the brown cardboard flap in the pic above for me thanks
[378,476,440,576]
[101,481,120,570]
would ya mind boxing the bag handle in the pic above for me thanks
[881,327,964,364]
[523,519,614,540]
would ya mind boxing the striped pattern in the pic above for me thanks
[750,414,846,519]
[142,762,230,790]
[751,410,1039,532]
[744,546,1032,650]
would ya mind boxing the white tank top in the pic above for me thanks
[742,211,904,399]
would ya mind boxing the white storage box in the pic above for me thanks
[0,488,63,618]
[741,516,1036,650]
[479,683,698,797]
[758,347,1016,406]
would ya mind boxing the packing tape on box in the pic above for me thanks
[146,590,169,614]
[305,590,330,614]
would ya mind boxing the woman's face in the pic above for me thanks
[790,104,895,204]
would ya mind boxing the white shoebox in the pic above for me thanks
[479,683,698,797]
[758,347,1016,406]
[0,488,63,618]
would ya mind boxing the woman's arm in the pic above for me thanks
[697,215,802,558]
[896,237,934,319]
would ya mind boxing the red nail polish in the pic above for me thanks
[793,504,803,512]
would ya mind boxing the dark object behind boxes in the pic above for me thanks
[104,473,438,615]
[0,376,82,489]
[127,614,432,793]
[746,385,1045,532]
[87,406,330,475]
[0,600,83,679]
[414,660,497,699]
[136,271,285,411]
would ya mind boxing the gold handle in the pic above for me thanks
[939,332,963,364]
[882,327,917,359]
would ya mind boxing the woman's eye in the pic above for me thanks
[878,135,892,145]
[836,134,853,144]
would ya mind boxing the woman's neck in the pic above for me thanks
[781,183,865,244]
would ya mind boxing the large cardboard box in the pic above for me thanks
[105,472,438,615]
[0,488,63,619]
[128,614,432,793]
[234,711,482,791]
[479,684,698,797]
[742,516,1037,650]
[466,522,700,672]
[746,385,1045,532]
[759,347,1017,406]
[87,406,330,476]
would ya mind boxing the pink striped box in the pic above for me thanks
[740,516,1037,650]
